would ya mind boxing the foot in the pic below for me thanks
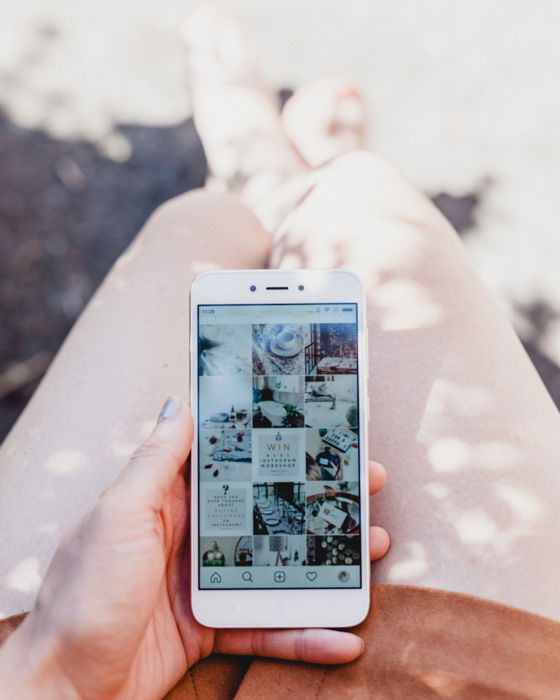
[282,78,367,167]
[182,7,304,192]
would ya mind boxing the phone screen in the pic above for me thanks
[197,303,362,590]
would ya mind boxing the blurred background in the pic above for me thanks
[1,0,559,441]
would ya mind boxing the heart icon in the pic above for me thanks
[306,571,318,581]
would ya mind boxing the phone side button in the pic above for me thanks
[365,327,370,381]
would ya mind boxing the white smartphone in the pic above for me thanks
[190,270,370,628]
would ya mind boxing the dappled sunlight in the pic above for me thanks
[473,441,524,471]
[418,669,467,697]
[277,252,304,270]
[5,557,42,593]
[495,483,544,523]
[191,260,223,274]
[109,440,139,459]
[428,378,494,417]
[421,482,451,499]
[44,448,88,475]
[387,542,429,581]
[454,509,497,545]
[375,279,444,331]
[428,437,471,473]
[285,235,344,271]
[108,415,160,460]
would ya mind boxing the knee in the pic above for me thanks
[140,188,266,246]
[136,188,271,265]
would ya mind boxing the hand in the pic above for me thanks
[0,397,390,699]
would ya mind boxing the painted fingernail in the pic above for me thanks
[158,396,182,422]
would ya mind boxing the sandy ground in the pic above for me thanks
[1,0,559,438]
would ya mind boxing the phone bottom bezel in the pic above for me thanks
[191,585,370,629]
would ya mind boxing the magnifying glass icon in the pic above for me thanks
[242,571,253,583]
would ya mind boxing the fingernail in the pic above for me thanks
[359,637,365,655]
[158,396,182,422]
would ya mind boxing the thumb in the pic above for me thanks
[105,396,193,509]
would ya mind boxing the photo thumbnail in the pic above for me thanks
[304,375,358,428]
[201,482,252,536]
[305,428,359,481]
[252,324,305,375]
[306,481,360,535]
[199,324,252,376]
[200,428,252,482]
[253,375,304,428]
[200,536,253,567]
[253,535,307,566]
[254,428,305,481]
[253,482,305,535]
[304,323,357,375]
[199,375,251,429]
[306,535,360,566]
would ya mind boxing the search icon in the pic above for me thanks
[242,571,253,582]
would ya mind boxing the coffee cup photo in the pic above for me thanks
[276,330,296,350]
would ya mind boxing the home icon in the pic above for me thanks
[210,572,222,584]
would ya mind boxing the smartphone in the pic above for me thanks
[190,270,370,628]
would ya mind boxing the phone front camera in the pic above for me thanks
[250,285,257,292]
[298,284,305,291]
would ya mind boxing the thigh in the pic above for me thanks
[270,151,560,619]
[0,190,270,618]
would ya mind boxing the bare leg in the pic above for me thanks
[0,190,271,617]
[185,9,560,618]
[269,148,560,619]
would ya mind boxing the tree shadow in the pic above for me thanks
[431,186,560,409]
[0,111,207,438]
[516,299,560,409]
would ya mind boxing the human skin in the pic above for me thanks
[0,396,389,699]
[267,149,560,619]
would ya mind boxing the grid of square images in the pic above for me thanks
[198,318,361,571]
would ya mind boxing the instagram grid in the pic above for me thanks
[199,319,360,571]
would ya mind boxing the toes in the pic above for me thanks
[281,78,367,167]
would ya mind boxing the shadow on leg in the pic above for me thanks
[0,190,270,617]
[270,150,560,619]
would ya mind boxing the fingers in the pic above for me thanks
[369,525,390,560]
[104,397,193,509]
[214,628,364,665]
[212,461,387,667]
[367,463,389,559]
[368,460,387,495]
